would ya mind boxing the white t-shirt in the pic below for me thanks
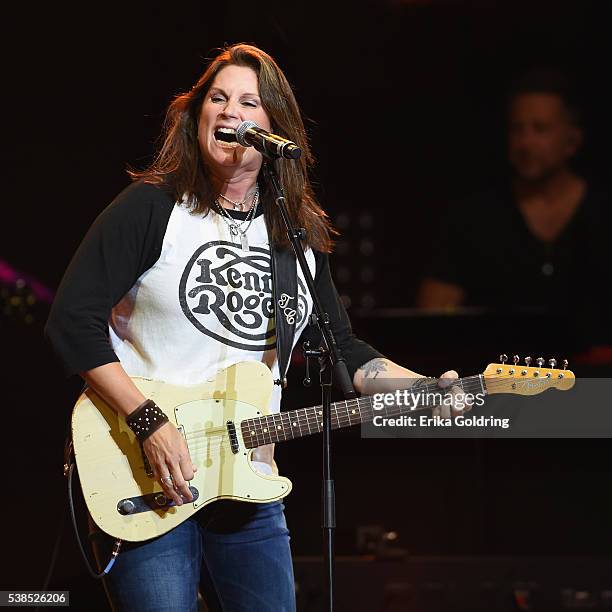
[109,201,315,473]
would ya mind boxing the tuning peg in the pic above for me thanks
[536,357,544,368]
[562,359,568,370]
[549,358,557,368]
[513,355,520,365]
[525,356,532,366]
[500,354,508,364]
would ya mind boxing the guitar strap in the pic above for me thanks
[269,241,298,388]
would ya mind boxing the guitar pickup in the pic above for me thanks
[226,420,240,454]
[117,486,199,515]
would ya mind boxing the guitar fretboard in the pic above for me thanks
[240,375,487,448]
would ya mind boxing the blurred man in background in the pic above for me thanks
[416,70,611,349]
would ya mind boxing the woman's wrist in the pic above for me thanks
[125,399,169,442]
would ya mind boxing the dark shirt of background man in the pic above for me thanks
[416,69,612,348]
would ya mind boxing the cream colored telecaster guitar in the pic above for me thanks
[72,358,575,542]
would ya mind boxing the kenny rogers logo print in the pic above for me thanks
[179,241,306,351]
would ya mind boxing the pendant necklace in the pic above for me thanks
[214,186,259,250]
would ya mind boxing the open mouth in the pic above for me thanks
[214,127,239,147]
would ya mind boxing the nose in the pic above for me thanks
[510,127,536,152]
[220,99,241,121]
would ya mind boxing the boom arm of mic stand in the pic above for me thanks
[262,160,356,399]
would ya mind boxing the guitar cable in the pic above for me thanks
[65,439,123,579]
[34,438,123,612]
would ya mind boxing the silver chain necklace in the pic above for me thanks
[218,190,253,211]
[214,186,259,250]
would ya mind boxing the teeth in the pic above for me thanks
[214,127,239,147]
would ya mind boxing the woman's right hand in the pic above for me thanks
[142,422,198,506]
[79,363,198,506]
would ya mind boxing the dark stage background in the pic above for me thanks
[3,0,612,609]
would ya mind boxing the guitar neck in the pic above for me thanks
[240,374,487,449]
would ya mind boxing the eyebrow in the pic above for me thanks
[209,87,260,98]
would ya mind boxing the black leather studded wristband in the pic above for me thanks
[125,399,169,442]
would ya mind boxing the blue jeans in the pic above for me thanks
[90,500,296,611]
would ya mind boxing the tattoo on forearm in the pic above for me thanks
[359,358,388,379]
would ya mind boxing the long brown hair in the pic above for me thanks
[129,43,335,252]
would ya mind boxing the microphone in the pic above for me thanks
[235,121,302,160]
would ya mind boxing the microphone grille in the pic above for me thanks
[236,120,258,146]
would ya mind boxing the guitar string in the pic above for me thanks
[184,383,561,445]
[84,372,560,464]
[183,375,570,451]
[83,378,529,466]
[182,372,569,444]
[182,373,571,452]
[178,374,491,443]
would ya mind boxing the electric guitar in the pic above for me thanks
[72,358,575,542]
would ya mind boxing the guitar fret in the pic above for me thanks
[251,418,258,446]
[242,417,262,449]
[355,397,364,423]
[263,415,273,444]
[256,414,268,446]
[343,401,350,426]
[270,414,277,443]
[347,401,355,425]
[278,413,287,441]
[287,411,296,439]
[333,404,342,429]
[265,414,271,440]
[289,410,299,439]
[313,407,320,431]
[305,408,313,435]
[306,407,315,432]
[351,400,358,424]
[271,413,279,442]
[279,412,289,441]
[311,407,318,431]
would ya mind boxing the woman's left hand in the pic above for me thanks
[432,370,474,418]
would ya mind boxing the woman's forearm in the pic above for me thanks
[79,362,147,418]
[353,357,426,395]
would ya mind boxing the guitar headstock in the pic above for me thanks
[483,354,575,396]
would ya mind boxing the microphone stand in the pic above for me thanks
[262,157,356,612]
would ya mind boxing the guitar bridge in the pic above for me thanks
[226,420,240,454]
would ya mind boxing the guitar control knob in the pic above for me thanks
[154,493,168,507]
[513,355,520,365]
[525,356,532,366]
[549,358,557,368]
[536,357,545,368]
[117,499,136,515]
[499,354,508,364]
